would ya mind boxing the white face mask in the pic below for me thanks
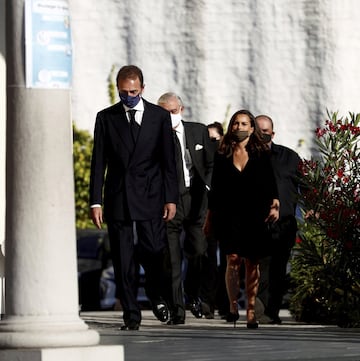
[170,112,182,128]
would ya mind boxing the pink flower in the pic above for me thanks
[328,122,337,132]
[337,169,344,178]
[316,128,326,138]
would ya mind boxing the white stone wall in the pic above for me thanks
[69,0,360,157]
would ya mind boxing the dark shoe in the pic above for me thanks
[167,316,185,325]
[201,301,214,319]
[226,312,240,328]
[152,302,169,323]
[246,321,259,329]
[205,312,214,319]
[271,316,282,325]
[189,299,203,318]
[225,312,240,323]
[120,319,140,331]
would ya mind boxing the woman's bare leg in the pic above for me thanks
[225,254,242,314]
[245,258,259,326]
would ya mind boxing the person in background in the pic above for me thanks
[255,114,301,324]
[89,65,178,330]
[207,122,224,142]
[158,92,214,324]
[199,122,227,318]
[204,109,279,328]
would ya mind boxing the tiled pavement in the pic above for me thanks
[81,310,360,361]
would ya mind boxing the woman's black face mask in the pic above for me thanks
[230,130,249,143]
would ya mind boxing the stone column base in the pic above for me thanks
[0,345,124,361]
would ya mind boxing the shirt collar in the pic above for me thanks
[174,120,184,135]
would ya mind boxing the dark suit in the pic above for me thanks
[258,142,301,321]
[90,99,178,324]
[166,120,214,321]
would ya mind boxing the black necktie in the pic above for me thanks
[128,109,139,144]
[173,131,186,194]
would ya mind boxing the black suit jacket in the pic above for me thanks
[90,99,179,221]
[182,121,214,217]
[270,143,301,218]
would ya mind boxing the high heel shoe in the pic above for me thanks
[246,309,258,329]
[226,312,240,328]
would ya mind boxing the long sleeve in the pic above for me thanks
[89,112,107,206]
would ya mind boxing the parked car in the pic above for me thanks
[77,229,148,311]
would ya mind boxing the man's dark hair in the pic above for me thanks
[116,65,144,86]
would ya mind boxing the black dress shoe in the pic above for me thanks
[189,299,203,319]
[200,301,214,319]
[167,316,185,325]
[120,319,140,331]
[152,302,169,322]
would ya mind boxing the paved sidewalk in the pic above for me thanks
[81,310,360,361]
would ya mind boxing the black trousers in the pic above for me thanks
[107,218,168,324]
[258,216,297,318]
[199,232,221,313]
[165,190,207,319]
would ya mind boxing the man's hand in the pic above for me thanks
[163,203,176,222]
[265,199,280,223]
[90,207,103,229]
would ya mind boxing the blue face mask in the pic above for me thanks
[119,93,141,108]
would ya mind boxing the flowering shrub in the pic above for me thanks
[73,123,95,229]
[289,112,360,327]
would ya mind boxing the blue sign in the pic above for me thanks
[25,0,72,89]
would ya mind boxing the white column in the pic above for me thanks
[0,87,101,349]
[0,0,6,317]
[0,1,123,359]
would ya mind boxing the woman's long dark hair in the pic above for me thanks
[219,109,269,157]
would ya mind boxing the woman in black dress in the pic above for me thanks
[204,109,279,328]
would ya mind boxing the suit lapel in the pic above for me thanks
[184,122,195,158]
[130,100,156,159]
[110,103,134,154]
[184,122,206,180]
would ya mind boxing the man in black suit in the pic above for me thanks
[255,114,301,324]
[89,66,178,330]
[157,92,214,324]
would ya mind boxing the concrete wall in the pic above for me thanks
[69,0,360,158]
[1,0,360,160]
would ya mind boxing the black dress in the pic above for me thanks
[208,151,279,259]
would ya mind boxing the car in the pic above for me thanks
[77,229,148,311]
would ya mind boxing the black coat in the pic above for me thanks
[208,151,278,257]
[89,99,179,221]
[182,121,214,217]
